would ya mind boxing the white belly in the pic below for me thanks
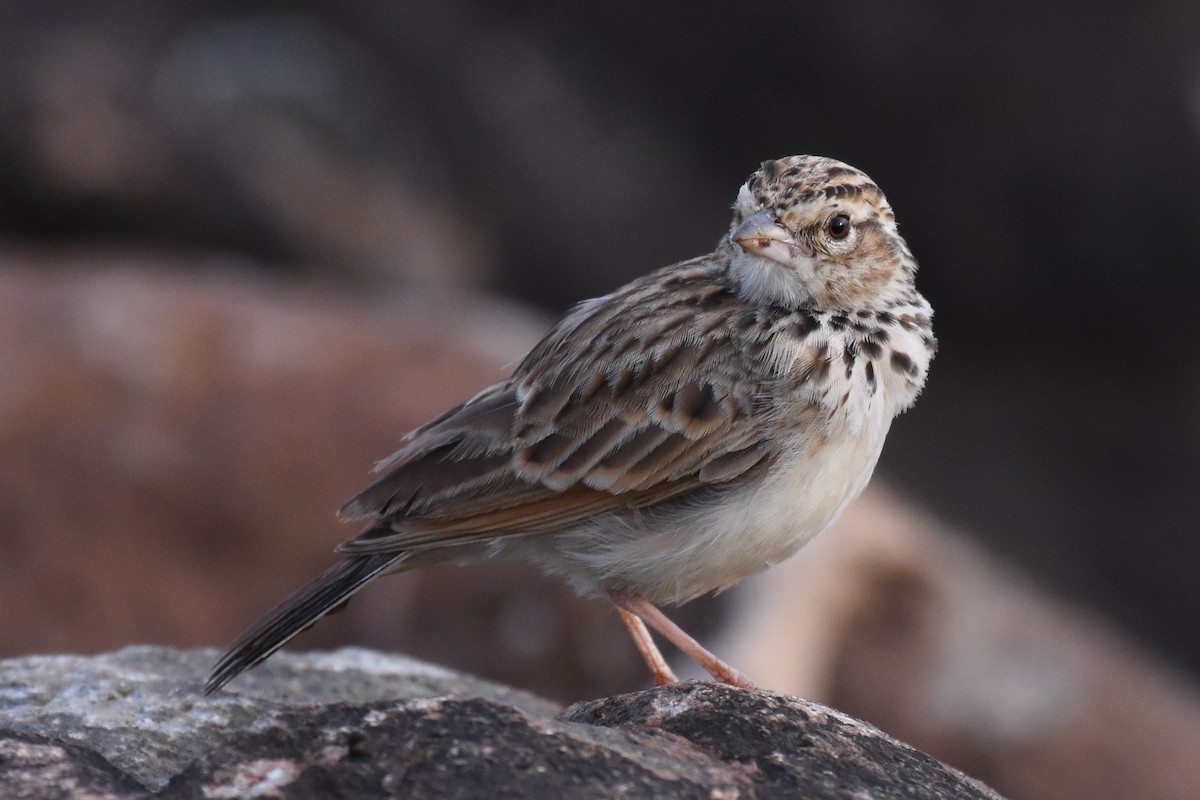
[542,406,893,605]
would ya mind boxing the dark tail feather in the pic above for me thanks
[205,553,405,694]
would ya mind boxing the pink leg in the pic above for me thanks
[608,590,757,690]
[613,603,678,685]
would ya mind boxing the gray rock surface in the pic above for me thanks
[0,646,1005,798]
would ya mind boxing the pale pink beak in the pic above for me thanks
[732,210,813,261]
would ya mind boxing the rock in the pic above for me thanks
[0,646,554,794]
[0,646,1004,799]
[561,684,1005,800]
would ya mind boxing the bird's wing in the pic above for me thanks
[338,258,823,553]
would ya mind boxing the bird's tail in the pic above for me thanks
[205,552,406,694]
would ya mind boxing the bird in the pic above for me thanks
[205,154,935,694]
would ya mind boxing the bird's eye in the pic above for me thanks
[828,214,852,240]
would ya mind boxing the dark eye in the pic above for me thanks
[828,214,851,240]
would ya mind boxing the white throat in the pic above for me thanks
[730,247,821,307]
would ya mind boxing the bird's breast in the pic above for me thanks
[768,317,932,431]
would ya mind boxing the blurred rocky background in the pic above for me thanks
[2,2,1200,799]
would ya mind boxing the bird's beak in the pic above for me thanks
[732,210,812,261]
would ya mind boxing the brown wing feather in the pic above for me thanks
[340,385,518,517]
[338,257,819,555]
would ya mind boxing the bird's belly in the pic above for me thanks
[544,415,892,605]
[728,420,890,568]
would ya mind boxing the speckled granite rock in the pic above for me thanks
[0,646,1004,799]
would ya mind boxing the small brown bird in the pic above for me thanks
[206,155,935,694]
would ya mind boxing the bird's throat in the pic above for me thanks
[730,248,821,308]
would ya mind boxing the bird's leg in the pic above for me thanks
[607,590,757,690]
[612,602,678,685]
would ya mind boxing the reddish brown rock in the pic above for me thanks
[0,255,705,701]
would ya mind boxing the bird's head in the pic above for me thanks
[728,155,917,312]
